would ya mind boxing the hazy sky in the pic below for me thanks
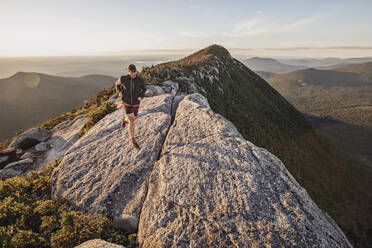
[1,0,372,57]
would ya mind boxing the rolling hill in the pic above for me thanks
[0,72,115,140]
[266,62,372,167]
[276,57,372,69]
[242,57,304,73]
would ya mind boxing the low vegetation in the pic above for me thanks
[0,158,137,248]
[78,102,117,137]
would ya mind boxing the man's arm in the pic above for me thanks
[138,78,146,99]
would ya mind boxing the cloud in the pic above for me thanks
[175,14,328,39]
[275,16,325,32]
[223,15,326,37]
[189,5,201,9]
[225,17,274,37]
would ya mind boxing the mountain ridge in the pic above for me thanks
[51,92,352,247]
[1,44,372,247]
[138,44,372,247]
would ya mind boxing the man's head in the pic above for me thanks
[127,64,137,78]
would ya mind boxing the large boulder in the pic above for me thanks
[51,94,174,233]
[34,141,49,152]
[1,157,33,178]
[161,80,179,96]
[32,114,87,170]
[145,85,165,97]
[137,93,352,248]
[8,127,50,150]
[0,115,88,179]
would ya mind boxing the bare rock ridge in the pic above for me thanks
[52,92,351,247]
[137,94,352,247]
[52,93,175,233]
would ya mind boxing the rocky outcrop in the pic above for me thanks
[51,92,352,247]
[145,85,165,97]
[0,114,87,178]
[137,94,351,247]
[161,80,179,96]
[0,148,15,168]
[32,114,87,170]
[74,239,125,248]
[4,158,33,169]
[51,94,174,233]
[8,127,50,150]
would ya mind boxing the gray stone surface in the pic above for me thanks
[8,127,50,150]
[4,158,33,169]
[34,141,49,152]
[51,94,174,233]
[137,93,352,248]
[74,239,125,248]
[161,80,179,96]
[113,214,139,234]
[0,155,9,164]
[145,85,165,97]
[20,152,33,159]
[34,114,87,169]
[0,168,23,179]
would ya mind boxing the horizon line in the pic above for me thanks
[1,45,372,58]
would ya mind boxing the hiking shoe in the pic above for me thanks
[132,138,141,150]
[121,118,128,128]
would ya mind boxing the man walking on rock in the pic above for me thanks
[115,64,146,150]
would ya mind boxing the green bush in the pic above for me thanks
[0,158,136,248]
[79,102,117,137]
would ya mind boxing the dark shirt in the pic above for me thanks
[116,75,146,105]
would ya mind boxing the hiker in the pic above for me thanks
[115,64,146,150]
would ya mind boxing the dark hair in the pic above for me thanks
[127,64,136,72]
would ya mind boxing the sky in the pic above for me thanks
[1,0,372,58]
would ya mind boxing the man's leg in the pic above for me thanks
[122,104,129,128]
[128,112,140,149]
[127,113,136,139]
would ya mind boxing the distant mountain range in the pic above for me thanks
[266,62,372,167]
[242,56,372,74]
[242,57,305,73]
[0,55,181,78]
[277,56,372,69]
[0,72,115,140]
